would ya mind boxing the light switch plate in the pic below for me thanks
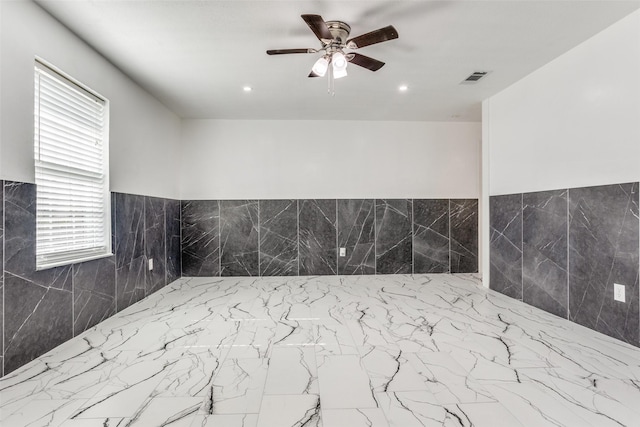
[339,248,346,257]
[149,258,154,271]
[614,283,625,302]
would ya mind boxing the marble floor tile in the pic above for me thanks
[264,346,318,395]
[318,354,378,409]
[2,274,640,427]
[322,408,389,427]
[256,394,321,427]
[206,358,268,415]
[375,391,445,427]
[192,414,259,427]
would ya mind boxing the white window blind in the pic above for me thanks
[34,60,111,269]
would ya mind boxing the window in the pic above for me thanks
[34,60,111,269]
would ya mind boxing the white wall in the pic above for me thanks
[179,119,481,200]
[484,9,640,196]
[0,1,181,199]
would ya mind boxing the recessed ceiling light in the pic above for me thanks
[243,86,252,92]
[398,85,408,92]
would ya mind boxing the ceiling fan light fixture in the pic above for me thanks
[333,67,348,79]
[332,51,348,79]
[332,52,347,70]
[312,56,330,77]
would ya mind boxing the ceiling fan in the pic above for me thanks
[266,14,398,80]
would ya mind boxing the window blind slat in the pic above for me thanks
[34,61,110,270]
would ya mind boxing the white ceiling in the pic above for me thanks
[36,0,640,121]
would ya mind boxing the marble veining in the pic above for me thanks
[72,256,116,336]
[145,196,167,295]
[449,199,478,274]
[375,199,413,274]
[165,199,182,283]
[299,199,337,276]
[569,183,639,346]
[0,180,4,377]
[337,199,375,275]
[490,194,523,300]
[413,199,449,274]
[3,181,73,375]
[220,200,259,277]
[1,183,180,377]
[259,200,298,276]
[182,200,220,277]
[2,274,640,427]
[522,190,568,318]
[114,193,146,312]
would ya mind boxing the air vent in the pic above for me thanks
[461,71,490,84]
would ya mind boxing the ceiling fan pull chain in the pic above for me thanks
[328,65,335,96]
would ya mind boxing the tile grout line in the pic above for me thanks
[411,199,415,276]
[163,199,167,288]
[566,189,570,320]
[448,199,452,273]
[335,199,338,276]
[114,194,118,312]
[218,200,221,277]
[521,192,524,301]
[298,199,301,276]
[374,199,377,275]
[2,181,4,375]
[144,196,147,297]
[257,200,261,277]
[258,200,261,277]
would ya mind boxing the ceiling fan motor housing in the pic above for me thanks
[324,21,351,47]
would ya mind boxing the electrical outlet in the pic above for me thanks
[149,258,154,271]
[339,248,346,257]
[614,283,625,303]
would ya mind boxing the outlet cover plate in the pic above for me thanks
[339,248,346,257]
[614,283,625,302]
[149,258,154,271]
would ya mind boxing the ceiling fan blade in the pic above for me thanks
[301,14,333,41]
[346,25,398,49]
[347,53,385,71]
[267,48,316,55]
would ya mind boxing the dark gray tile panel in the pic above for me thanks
[413,199,450,274]
[490,194,523,299]
[220,200,259,277]
[522,190,568,318]
[299,199,337,276]
[337,199,375,275]
[376,199,412,274]
[569,183,639,346]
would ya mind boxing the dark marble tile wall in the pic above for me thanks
[260,200,299,276]
[166,199,182,283]
[72,257,116,336]
[181,200,220,276]
[522,190,568,318]
[3,181,73,375]
[182,198,478,277]
[299,199,337,276]
[490,182,640,348]
[220,200,259,276]
[450,199,479,274]
[569,183,639,346]
[0,181,3,376]
[114,192,146,310]
[375,199,413,274]
[489,194,523,300]
[413,199,449,273]
[337,199,375,275]
[145,196,167,295]
[1,183,180,376]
